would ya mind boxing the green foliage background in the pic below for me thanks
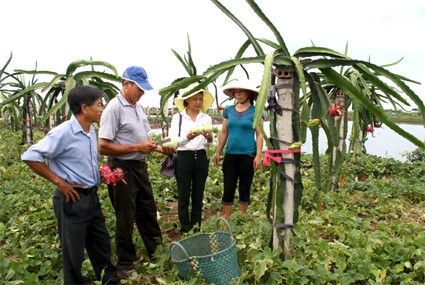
[1,128,425,284]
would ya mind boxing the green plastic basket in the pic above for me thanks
[170,218,241,285]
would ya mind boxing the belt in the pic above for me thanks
[75,186,98,195]
[110,157,145,166]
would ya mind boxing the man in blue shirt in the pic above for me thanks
[21,85,120,284]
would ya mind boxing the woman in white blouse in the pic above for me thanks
[169,83,214,234]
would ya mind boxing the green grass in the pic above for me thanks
[1,128,425,284]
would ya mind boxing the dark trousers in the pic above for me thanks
[53,189,118,285]
[108,158,162,270]
[222,154,255,205]
[176,150,209,233]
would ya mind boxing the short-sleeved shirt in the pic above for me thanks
[21,115,100,187]
[224,105,259,155]
[98,94,151,160]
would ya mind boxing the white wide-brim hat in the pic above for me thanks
[174,83,215,112]
[222,79,259,100]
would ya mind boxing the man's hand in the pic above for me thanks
[137,139,159,154]
[156,145,175,155]
[23,161,82,203]
[57,180,82,203]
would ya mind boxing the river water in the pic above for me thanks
[264,121,425,162]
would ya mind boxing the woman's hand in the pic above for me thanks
[186,130,200,140]
[213,153,221,167]
[202,131,213,143]
[253,155,262,171]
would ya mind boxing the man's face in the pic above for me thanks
[84,98,103,124]
[127,81,145,103]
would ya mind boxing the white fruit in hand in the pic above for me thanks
[163,138,178,149]
[203,124,213,132]
[191,125,203,135]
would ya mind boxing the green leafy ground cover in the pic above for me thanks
[1,129,425,284]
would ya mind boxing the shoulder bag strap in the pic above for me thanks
[178,112,182,137]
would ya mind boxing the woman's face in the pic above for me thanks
[232,89,251,104]
[186,92,204,111]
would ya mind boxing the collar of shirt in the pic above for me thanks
[117,93,130,106]
[180,109,208,120]
[70,115,94,136]
[117,93,145,109]
[117,93,146,122]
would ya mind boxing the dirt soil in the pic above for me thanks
[161,200,220,241]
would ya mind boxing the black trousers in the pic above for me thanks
[53,189,118,285]
[222,154,255,205]
[108,158,162,270]
[176,150,209,233]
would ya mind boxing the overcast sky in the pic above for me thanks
[2,0,424,108]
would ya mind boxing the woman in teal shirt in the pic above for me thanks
[213,80,264,219]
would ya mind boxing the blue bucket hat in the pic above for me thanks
[122,66,154,91]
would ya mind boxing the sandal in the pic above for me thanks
[117,268,137,279]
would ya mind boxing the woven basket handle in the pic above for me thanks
[215,217,233,237]
[170,241,190,259]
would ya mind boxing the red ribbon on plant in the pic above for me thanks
[263,149,301,166]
